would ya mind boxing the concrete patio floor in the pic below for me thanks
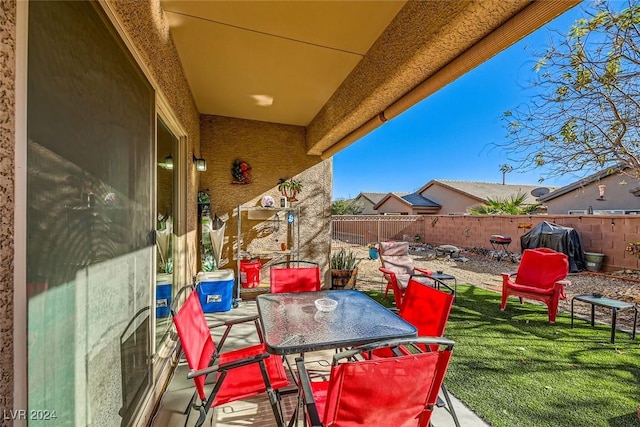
[151,299,491,427]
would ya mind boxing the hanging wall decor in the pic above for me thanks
[231,159,251,184]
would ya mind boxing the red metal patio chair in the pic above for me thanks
[270,260,321,293]
[294,337,454,427]
[501,247,571,323]
[366,279,460,426]
[171,285,290,427]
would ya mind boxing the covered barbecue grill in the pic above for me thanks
[520,221,586,273]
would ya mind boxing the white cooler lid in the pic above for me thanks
[156,273,172,284]
[197,269,234,282]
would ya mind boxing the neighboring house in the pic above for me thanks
[355,192,406,214]
[373,192,441,215]
[537,165,640,214]
[374,180,550,215]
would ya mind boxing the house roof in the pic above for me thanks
[356,192,405,205]
[537,164,628,202]
[372,192,440,210]
[417,180,553,205]
[401,193,440,207]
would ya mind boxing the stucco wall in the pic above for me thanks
[0,0,16,422]
[419,185,482,214]
[199,115,332,281]
[334,214,640,271]
[376,197,411,215]
[544,173,640,214]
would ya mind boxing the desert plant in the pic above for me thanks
[330,249,360,271]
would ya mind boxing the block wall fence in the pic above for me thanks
[331,215,640,271]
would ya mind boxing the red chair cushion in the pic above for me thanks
[213,343,289,406]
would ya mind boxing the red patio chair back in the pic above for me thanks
[400,279,454,349]
[515,248,569,289]
[270,260,321,293]
[172,289,215,400]
[296,337,454,427]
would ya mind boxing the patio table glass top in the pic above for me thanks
[256,290,417,355]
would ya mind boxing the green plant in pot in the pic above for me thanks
[330,249,360,290]
[278,178,303,202]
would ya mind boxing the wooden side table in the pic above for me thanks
[571,294,637,343]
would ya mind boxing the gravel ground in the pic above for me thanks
[336,243,640,335]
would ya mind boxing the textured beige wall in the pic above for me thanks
[376,197,411,215]
[199,115,332,282]
[420,185,482,215]
[0,0,15,421]
[545,174,640,214]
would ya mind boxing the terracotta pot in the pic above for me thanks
[330,269,358,290]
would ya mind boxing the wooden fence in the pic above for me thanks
[331,214,640,271]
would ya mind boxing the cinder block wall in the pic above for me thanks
[334,215,640,271]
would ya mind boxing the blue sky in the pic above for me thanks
[333,4,587,200]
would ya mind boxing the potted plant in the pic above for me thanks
[277,178,303,202]
[330,249,360,289]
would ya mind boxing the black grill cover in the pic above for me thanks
[520,221,586,273]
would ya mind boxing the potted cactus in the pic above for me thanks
[330,249,360,289]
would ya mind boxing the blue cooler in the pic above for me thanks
[196,269,234,313]
[156,273,172,318]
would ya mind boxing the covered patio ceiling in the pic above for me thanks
[160,0,579,158]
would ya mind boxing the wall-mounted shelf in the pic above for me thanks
[235,205,300,302]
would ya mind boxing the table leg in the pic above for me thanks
[633,307,638,340]
[591,304,595,327]
[611,308,618,344]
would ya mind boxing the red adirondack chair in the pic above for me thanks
[501,248,571,323]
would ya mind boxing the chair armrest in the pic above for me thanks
[414,267,432,276]
[211,315,264,350]
[501,271,517,278]
[295,357,323,427]
[554,279,570,300]
[379,267,396,278]
[187,353,270,380]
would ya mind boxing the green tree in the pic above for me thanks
[469,193,540,215]
[331,198,364,215]
[499,1,640,181]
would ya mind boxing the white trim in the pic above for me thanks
[14,1,28,425]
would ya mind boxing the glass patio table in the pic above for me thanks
[256,290,417,355]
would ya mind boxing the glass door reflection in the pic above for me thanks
[156,118,177,348]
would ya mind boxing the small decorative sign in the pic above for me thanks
[518,223,533,229]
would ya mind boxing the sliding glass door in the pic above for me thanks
[27,1,154,425]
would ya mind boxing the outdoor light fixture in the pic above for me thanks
[598,184,606,200]
[160,154,173,170]
[193,154,207,172]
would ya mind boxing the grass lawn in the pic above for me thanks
[365,286,640,427]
